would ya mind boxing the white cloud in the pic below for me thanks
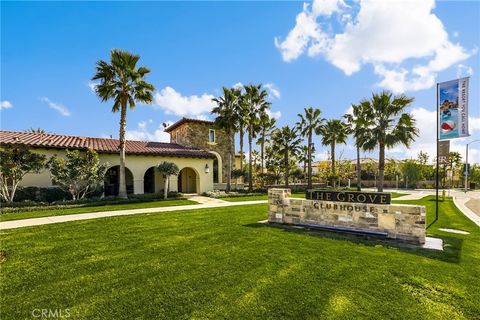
[125,120,173,142]
[39,97,71,116]
[456,64,473,78]
[275,0,474,93]
[153,86,216,118]
[0,100,13,109]
[266,109,282,120]
[232,82,244,89]
[265,83,281,99]
[453,31,459,38]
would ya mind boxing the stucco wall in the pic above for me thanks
[19,148,214,194]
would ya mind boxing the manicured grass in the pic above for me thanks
[0,199,196,222]
[221,191,408,202]
[1,196,479,319]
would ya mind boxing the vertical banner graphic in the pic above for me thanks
[438,77,470,140]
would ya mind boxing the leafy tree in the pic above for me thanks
[231,168,245,190]
[0,145,47,202]
[271,126,302,188]
[360,91,419,192]
[92,49,155,198]
[289,167,305,183]
[344,103,369,191]
[316,119,349,188]
[401,160,423,189]
[417,151,429,165]
[157,162,180,199]
[297,107,323,189]
[447,152,462,187]
[265,145,283,185]
[212,87,241,193]
[242,84,270,192]
[47,150,108,200]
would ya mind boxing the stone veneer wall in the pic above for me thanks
[170,122,235,183]
[268,188,426,244]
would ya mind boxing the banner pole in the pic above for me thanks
[435,83,439,224]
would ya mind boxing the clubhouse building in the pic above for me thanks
[0,118,238,195]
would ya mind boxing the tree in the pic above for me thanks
[265,144,283,185]
[26,128,46,134]
[297,107,323,189]
[92,49,155,198]
[447,152,462,188]
[401,160,423,189]
[360,91,419,192]
[47,150,108,200]
[316,119,349,188]
[271,126,302,188]
[417,151,429,165]
[0,145,47,202]
[243,84,270,192]
[344,103,369,191]
[212,87,241,193]
[231,168,245,190]
[157,162,180,199]
[256,113,276,183]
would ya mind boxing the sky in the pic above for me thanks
[1,0,479,163]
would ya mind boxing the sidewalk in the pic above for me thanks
[0,197,267,231]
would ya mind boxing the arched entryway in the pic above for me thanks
[178,167,198,193]
[104,165,134,196]
[144,167,156,194]
[209,151,222,184]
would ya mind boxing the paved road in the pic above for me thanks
[0,197,267,231]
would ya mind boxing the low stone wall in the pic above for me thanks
[268,188,426,244]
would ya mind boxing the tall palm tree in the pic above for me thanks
[92,49,155,198]
[235,90,248,170]
[212,87,241,193]
[316,119,349,188]
[243,84,270,192]
[256,113,276,181]
[298,144,316,174]
[272,125,302,188]
[296,107,323,189]
[360,91,418,192]
[344,103,369,191]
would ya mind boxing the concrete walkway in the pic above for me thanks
[0,197,266,231]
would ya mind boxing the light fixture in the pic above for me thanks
[205,164,210,174]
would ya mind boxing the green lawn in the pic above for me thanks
[1,196,478,319]
[220,191,408,202]
[0,199,196,222]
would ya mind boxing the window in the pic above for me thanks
[209,129,215,143]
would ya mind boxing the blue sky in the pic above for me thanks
[1,1,479,163]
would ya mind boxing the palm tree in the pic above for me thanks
[272,125,302,188]
[212,87,241,193]
[157,162,179,199]
[344,103,369,191]
[26,128,46,134]
[298,144,316,175]
[92,49,155,198]
[360,91,418,192]
[235,91,247,171]
[316,119,349,188]
[256,113,276,182]
[243,84,270,192]
[296,107,323,189]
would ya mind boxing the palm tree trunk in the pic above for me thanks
[248,127,253,192]
[239,128,244,169]
[260,134,265,187]
[307,132,312,189]
[356,146,361,191]
[226,128,232,193]
[378,143,385,192]
[118,102,128,199]
[284,150,289,188]
[331,142,336,188]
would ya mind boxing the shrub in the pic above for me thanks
[13,187,71,203]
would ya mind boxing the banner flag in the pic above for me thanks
[438,77,470,140]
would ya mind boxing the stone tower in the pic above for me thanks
[164,118,235,184]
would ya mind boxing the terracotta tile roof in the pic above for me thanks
[0,130,215,159]
[164,117,214,133]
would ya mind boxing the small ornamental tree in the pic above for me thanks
[0,145,47,202]
[47,150,109,200]
[157,162,179,199]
